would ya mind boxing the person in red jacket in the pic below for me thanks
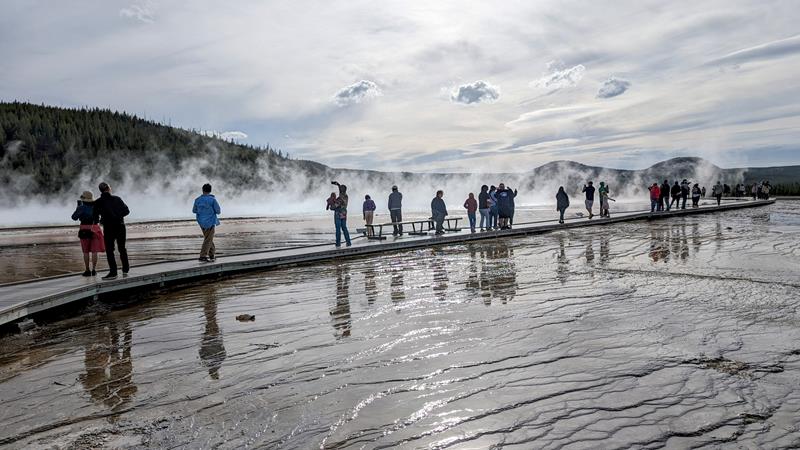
[463,193,478,232]
[648,183,661,213]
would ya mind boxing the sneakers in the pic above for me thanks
[102,273,118,280]
[91,269,97,276]
[81,270,92,277]
[199,256,210,262]
[208,256,216,262]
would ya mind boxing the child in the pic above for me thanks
[463,193,478,232]
[363,195,376,236]
[326,192,337,211]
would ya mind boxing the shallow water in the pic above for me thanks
[1,202,799,448]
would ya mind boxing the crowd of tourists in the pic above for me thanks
[70,176,772,280]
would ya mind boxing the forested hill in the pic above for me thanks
[0,101,328,197]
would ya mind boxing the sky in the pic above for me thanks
[2,0,800,172]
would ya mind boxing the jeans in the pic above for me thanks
[651,200,659,212]
[490,206,499,228]
[478,208,490,229]
[334,215,351,246]
[715,194,722,206]
[558,208,565,222]
[670,197,680,210]
[467,212,476,230]
[390,209,403,235]
[681,195,688,209]
[433,213,445,233]
[103,223,129,274]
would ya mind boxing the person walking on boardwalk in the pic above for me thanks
[701,186,707,198]
[691,183,701,207]
[431,190,448,235]
[71,191,105,276]
[670,181,682,210]
[332,181,351,247]
[463,193,478,233]
[751,183,757,200]
[193,183,221,262]
[598,182,610,218]
[711,181,723,206]
[92,182,130,280]
[388,185,403,236]
[680,179,690,209]
[488,185,499,229]
[478,185,490,231]
[648,183,661,213]
[363,195,376,237]
[762,181,771,200]
[582,181,595,219]
[495,183,516,229]
[660,179,670,211]
[556,186,570,224]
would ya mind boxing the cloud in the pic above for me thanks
[450,80,500,104]
[707,34,800,66]
[597,77,631,98]
[120,3,155,24]
[332,80,382,107]
[201,130,248,141]
[533,63,586,90]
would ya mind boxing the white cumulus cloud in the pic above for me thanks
[120,3,155,24]
[332,80,382,107]
[450,80,500,104]
[597,77,631,98]
[533,63,586,90]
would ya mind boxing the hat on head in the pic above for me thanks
[79,191,94,202]
[392,185,398,190]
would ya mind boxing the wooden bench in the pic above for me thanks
[365,217,463,239]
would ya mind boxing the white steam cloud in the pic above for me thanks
[201,130,248,141]
[333,80,382,107]
[597,77,631,98]
[450,80,500,104]
[119,2,156,24]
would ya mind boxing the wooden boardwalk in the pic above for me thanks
[0,199,775,327]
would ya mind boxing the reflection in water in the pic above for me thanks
[599,233,610,266]
[472,242,518,305]
[557,234,569,284]
[79,321,137,417]
[585,235,595,265]
[199,290,226,380]
[364,265,378,306]
[431,250,449,302]
[391,268,405,303]
[330,265,351,338]
[649,221,703,263]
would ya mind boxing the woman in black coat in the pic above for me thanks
[556,186,570,224]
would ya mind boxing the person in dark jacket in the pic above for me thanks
[680,179,690,209]
[670,181,682,211]
[495,183,516,229]
[556,186,570,224]
[92,182,130,280]
[478,185,490,231]
[691,183,701,207]
[582,181,595,219]
[430,190,448,235]
[71,191,105,276]
[332,181,351,247]
[488,185,499,229]
[660,180,670,211]
[388,185,403,236]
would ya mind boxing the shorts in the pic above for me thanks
[585,200,594,210]
[79,224,106,253]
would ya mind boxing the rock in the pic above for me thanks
[236,314,255,322]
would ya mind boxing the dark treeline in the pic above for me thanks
[0,101,326,197]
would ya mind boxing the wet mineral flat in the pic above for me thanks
[0,201,799,448]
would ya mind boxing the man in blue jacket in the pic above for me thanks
[193,183,221,262]
[431,190,448,235]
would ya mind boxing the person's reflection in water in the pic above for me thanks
[364,264,378,306]
[465,245,480,296]
[678,222,689,260]
[390,267,405,304]
[330,264,352,338]
[584,235,595,265]
[599,233,610,266]
[431,250,449,302]
[199,289,226,380]
[482,241,518,304]
[556,233,569,284]
[80,320,138,419]
[649,225,669,263]
[691,222,701,255]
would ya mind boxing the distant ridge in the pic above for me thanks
[1,101,799,203]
